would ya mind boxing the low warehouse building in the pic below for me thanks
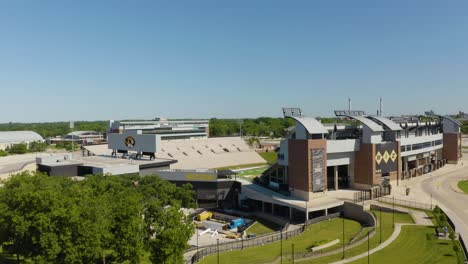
[0,131,44,150]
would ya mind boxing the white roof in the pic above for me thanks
[0,131,44,143]
[291,116,329,134]
[348,116,385,132]
[368,116,402,131]
[67,131,100,136]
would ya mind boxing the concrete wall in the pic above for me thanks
[327,139,360,153]
[362,126,382,144]
[278,140,289,166]
[93,165,140,175]
[342,202,375,227]
[327,152,354,166]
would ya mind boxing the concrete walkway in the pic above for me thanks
[371,201,433,226]
[331,223,418,264]
[326,203,433,264]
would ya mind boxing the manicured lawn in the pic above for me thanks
[457,180,468,194]
[215,163,268,170]
[199,218,362,264]
[236,167,268,180]
[246,220,280,236]
[350,225,464,264]
[300,211,414,264]
[259,152,278,164]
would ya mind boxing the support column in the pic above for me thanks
[305,207,309,221]
[289,207,293,221]
[334,166,339,190]
[272,204,275,216]
[262,201,265,213]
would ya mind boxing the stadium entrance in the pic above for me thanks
[327,165,350,190]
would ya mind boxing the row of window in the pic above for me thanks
[401,140,443,152]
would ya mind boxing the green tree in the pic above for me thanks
[145,202,194,264]
[0,172,196,264]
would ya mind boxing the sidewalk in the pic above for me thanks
[331,223,417,264]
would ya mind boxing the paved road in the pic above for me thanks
[420,159,468,242]
[391,157,468,244]
[0,152,71,175]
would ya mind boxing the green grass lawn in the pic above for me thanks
[259,152,278,164]
[236,167,268,180]
[246,219,281,236]
[199,218,362,264]
[350,225,464,264]
[215,163,268,171]
[299,211,414,264]
[457,180,468,194]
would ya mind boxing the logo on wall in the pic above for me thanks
[375,150,398,164]
[375,143,398,174]
[124,136,136,148]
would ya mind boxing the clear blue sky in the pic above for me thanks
[1,0,467,122]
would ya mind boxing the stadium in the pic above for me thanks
[237,106,462,222]
[36,107,462,222]
[37,118,263,208]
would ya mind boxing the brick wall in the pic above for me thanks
[288,139,327,193]
[443,133,461,163]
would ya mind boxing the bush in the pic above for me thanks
[8,143,28,154]
[29,141,47,152]
[55,141,80,151]
[0,150,8,157]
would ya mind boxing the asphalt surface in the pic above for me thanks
[392,156,468,245]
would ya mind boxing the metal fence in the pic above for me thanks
[188,213,341,264]
[189,228,302,264]
[305,212,341,225]
[354,186,391,203]
[377,196,433,210]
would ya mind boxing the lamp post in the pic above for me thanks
[380,207,382,244]
[217,239,220,264]
[392,196,395,228]
[342,217,345,259]
[280,231,283,264]
[291,243,295,264]
[367,231,370,264]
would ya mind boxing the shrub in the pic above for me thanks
[0,150,8,157]
[29,141,47,152]
[8,143,28,154]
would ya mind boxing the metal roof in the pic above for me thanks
[0,131,44,143]
[367,116,402,131]
[290,116,329,134]
[425,113,462,126]
[67,131,101,136]
[442,116,462,126]
[346,116,385,132]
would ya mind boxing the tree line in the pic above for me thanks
[0,119,297,138]
[0,172,195,264]
[0,121,108,138]
[1,118,466,139]
[210,118,295,138]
